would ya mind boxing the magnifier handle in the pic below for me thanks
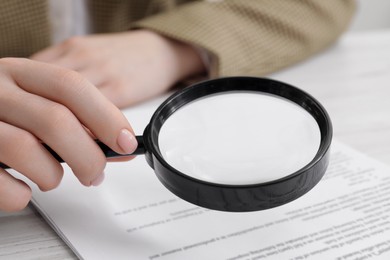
[0,136,145,169]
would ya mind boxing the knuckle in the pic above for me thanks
[55,68,91,96]
[9,189,32,212]
[39,167,64,192]
[63,36,84,48]
[62,37,94,60]
[56,67,85,87]
[3,130,38,161]
[50,102,73,121]
[74,47,94,60]
[87,155,106,178]
[44,103,76,132]
[0,176,32,212]
[89,159,106,178]
[75,154,106,186]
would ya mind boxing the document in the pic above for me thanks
[24,95,390,259]
[17,30,390,259]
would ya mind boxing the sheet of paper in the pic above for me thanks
[18,30,390,259]
[23,95,390,259]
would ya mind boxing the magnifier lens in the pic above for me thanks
[158,92,321,185]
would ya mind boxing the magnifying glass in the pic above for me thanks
[1,77,332,212]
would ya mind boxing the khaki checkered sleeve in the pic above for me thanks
[132,0,356,77]
[0,0,50,58]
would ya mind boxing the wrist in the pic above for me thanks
[168,38,207,81]
[141,30,206,83]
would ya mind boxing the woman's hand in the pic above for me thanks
[32,30,206,108]
[0,58,138,212]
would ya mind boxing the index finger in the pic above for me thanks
[5,58,137,155]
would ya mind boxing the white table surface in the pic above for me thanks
[1,29,390,259]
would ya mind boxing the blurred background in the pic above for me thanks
[350,0,390,31]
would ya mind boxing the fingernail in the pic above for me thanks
[91,172,105,186]
[117,129,138,154]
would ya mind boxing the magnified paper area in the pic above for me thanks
[158,92,321,185]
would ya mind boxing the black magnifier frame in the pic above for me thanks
[142,77,332,212]
[0,77,332,212]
